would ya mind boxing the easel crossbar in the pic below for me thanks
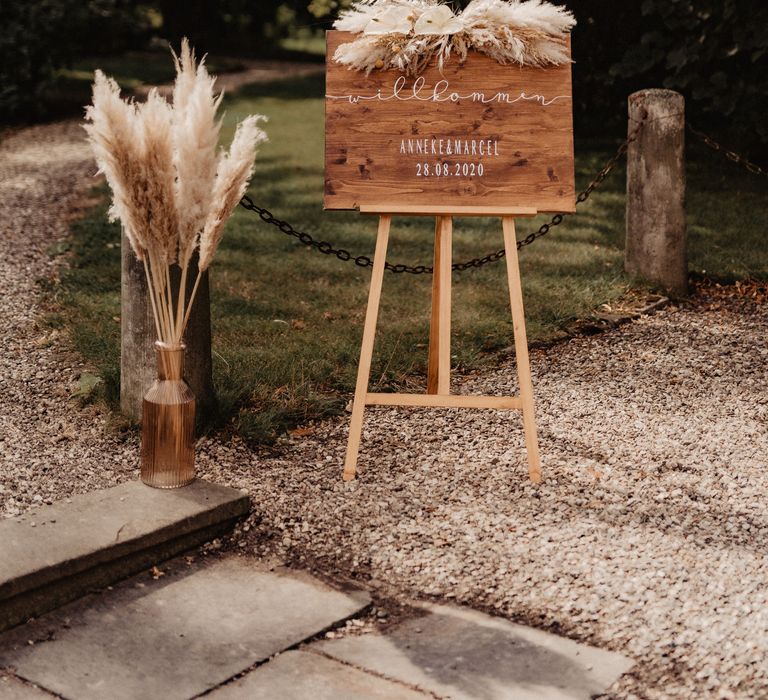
[366,393,522,410]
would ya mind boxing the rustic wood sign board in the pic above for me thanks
[325,30,575,213]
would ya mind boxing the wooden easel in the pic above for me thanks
[343,205,542,484]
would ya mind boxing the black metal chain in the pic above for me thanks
[687,123,768,178]
[239,116,646,275]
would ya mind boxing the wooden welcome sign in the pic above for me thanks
[325,30,575,213]
[328,27,576,484]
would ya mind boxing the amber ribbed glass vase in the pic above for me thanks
[140,342,196,488]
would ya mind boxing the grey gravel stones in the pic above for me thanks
[0,120,139,517]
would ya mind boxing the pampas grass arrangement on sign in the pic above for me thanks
[334,0,575,76]
[84,40,267,347]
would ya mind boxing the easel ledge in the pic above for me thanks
[359,204,539,218]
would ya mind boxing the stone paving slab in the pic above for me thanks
[318,603,634,700]
[0,556,370,700]
[207,650,427,700]
[0,480,250,632]
[0,673,54,699]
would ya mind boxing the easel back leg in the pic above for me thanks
[427,216,443,395]
[437,217,453,395]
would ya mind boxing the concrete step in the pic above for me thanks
[0,556,371,700]
[0,480,249,632]
[0,672,53,699]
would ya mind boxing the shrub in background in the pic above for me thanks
[610,0,768,152]
[0,0,150,121]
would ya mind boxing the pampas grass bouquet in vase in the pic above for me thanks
[85,39,267,488]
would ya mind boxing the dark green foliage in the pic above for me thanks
[566,0,768,151]
[154,1,320,56]
[0,0,150,121]
[0,1,322,121]
[610,0,768,151]
[0,1,74,119]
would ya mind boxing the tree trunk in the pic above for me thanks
[625,89,688,297]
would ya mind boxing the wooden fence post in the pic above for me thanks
[625,89,688,296]
[120,234,215,426]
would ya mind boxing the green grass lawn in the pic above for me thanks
[54,72,768,443]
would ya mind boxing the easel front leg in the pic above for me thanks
[343,215,391,481]
[502,217,542,483]
[427,216,453,395]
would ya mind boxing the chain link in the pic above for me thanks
[239,115,646,275]
[687,124,768,177]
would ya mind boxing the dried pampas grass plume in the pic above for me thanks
[183,115,267,333]
[139,89,178,265]
[200,116,268,271]
[84,72,147,261]
[172,39,222,271]
[84,39,267,346]
[333,0,575,76]
[170,38,224,332]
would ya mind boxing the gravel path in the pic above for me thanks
[0,119,138,514]
[2,83,767,698]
